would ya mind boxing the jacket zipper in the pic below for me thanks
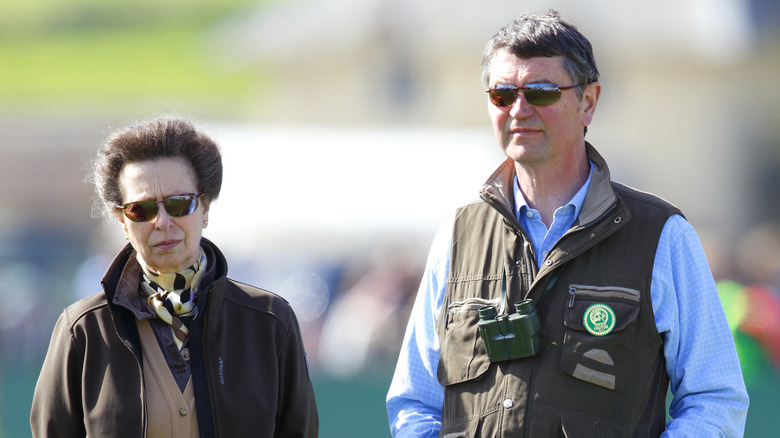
[203,286,220,436]
[119,337,147,437]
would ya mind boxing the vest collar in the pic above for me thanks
[479,142,617,229]
[577,143,618,227]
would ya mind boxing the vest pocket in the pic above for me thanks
[437,298,494,386]
[439,415,481,438]
[561,285,641,392]
[560,412,652,438]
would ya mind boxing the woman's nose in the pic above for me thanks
[153,205,174,229]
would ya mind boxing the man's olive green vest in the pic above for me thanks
[436,145,681,437]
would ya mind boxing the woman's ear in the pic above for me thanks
[114,208,130,239]
[201,199,210,229]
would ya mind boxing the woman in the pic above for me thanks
[31,117,318,437]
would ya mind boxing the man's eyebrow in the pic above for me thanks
[524,77,555,85]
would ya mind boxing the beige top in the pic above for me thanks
[137,319,200,438]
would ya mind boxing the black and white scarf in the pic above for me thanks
[139,249,207,351]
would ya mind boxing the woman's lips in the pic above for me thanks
[153,240,180,251]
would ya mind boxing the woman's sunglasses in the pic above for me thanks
[116,193,204,222]
[486,82,585,107]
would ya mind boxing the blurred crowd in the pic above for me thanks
[706,222,780,386]
[0,230,425,382]
[6,220,780,381]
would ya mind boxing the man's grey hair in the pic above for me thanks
[481,9,600,99]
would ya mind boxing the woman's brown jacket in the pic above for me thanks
[31,239,318,437]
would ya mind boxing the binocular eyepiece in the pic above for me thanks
[477,299,541,362]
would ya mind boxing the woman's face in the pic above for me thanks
[115,157,209,274]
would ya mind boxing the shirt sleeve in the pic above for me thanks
[651,215,749,437]
[386,216,453,438]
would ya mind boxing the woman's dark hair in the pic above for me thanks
[481,10,600,99]
[90,116,222,219]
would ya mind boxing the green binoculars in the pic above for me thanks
[477,299,541,362]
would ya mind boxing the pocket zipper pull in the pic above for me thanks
[568,287,576,308]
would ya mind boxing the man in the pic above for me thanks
[386,10,748,437]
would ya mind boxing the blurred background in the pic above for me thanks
[1,0,779,436]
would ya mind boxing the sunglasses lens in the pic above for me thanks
[164,195,198,217]
[488,86,517,107]
[119,194,199,222]
[488,84,564,107]
[523,85,561,106]
[124,201,157,222]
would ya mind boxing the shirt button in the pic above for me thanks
[503,399,514,409]
[179,408,188,417]
[525,211,533,218]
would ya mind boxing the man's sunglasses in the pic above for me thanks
[486,82,585,107]
[116,193,204,222]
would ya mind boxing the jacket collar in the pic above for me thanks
[101,238,229,316]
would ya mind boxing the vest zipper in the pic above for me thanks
[568,284,641,304]
[523,240,535,291]
[539,203,621,274]
[446,297,502,314]
[520,205,620,437]
[444,297,501,329]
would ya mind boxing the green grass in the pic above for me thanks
[0,26,254,98]
[0,0,254,34]
[0,0,265,111]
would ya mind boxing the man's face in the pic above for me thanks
[486,50,599,168]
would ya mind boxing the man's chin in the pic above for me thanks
[503,143,534,160]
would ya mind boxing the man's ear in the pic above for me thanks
[581,81,601,127]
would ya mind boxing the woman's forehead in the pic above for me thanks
[118,157,196,200]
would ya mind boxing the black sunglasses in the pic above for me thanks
[486,82,585,107]
[116,193,204,222]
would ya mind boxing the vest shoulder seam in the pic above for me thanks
[611,181,681,215]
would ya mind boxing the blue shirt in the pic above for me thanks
[386,164,748,437]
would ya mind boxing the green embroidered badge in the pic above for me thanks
[583,303,616,336]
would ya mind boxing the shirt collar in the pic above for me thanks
[514,161,594,222]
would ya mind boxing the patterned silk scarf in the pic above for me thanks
[139,249,207,352]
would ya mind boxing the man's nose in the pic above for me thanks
[509,93,534,118]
